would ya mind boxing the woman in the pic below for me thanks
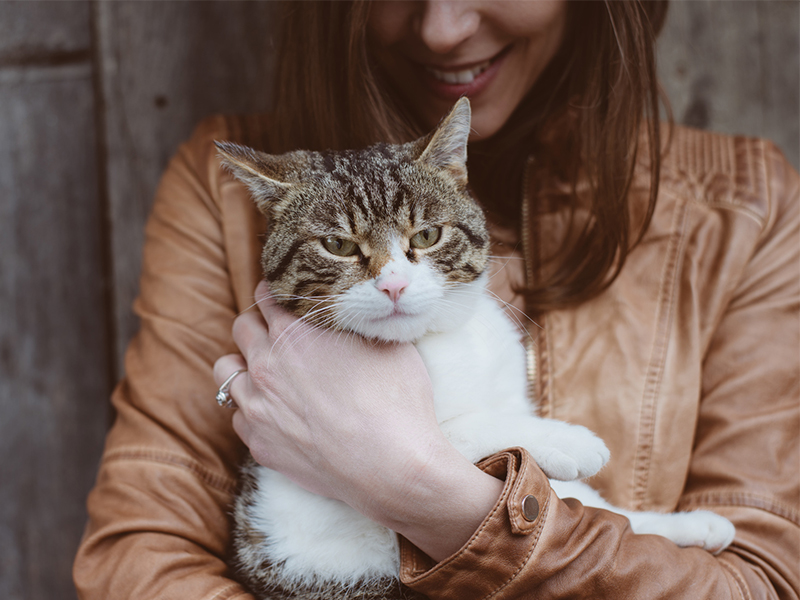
[74,2,799,598]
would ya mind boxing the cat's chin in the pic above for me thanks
[347,313,433,344]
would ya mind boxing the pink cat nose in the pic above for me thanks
[377,276,408,303]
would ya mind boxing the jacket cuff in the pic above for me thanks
[398,448,550,599]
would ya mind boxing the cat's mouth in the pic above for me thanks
[379,306,417,320]
[363,303,427,327]
[357,308,431,343]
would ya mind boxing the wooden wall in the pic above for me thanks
[0,2,797,599]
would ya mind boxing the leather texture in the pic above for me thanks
[73,114,800,599]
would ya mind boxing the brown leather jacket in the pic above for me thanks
[73,115,800,599]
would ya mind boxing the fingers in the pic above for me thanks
[254,279,274,308]
[232,281,306,360]
[213,353,249,410]
[254,280,304,336]
[231,408,253,448]
[231,311,271,360]
[213,353,247,387]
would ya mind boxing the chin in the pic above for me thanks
[347,313,432,344]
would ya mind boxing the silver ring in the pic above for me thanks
[216,369,247,408]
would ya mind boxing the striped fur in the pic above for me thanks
[217,98,488,335]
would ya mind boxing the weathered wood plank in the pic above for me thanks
[0,4,108,600]
[0,57,109,600]
[96,1,279,373]
[659,0,800,169]
[0,1,90,60]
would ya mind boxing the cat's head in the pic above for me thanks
[216,97,489,343]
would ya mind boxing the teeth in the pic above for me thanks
[427,59,491,85]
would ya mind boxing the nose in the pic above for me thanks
[416,1,481,55]
[377,274,409,303]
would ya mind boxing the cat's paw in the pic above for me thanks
[631,510,735,554]
[528,421,610,481]
[439,412,609,480]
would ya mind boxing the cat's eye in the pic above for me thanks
[409,227,441,249]
[322,236,359,257]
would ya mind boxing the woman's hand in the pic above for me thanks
[213,280,503,562]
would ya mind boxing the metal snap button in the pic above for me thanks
[521,494,539,521]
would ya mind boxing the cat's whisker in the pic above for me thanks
[485,254,526,284]
[449,285,541,332]
[439,288,537,340]
[237,299,262,316]
[269,293,340,302]
[347,310,371,343]
[272,319,329,364]
[335,309,368,345]
[273,319,342,365]
[434,296,509,334]
[267,300,340,364]
[238,292,330,319]
[486,254,524,261]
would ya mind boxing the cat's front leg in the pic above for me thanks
[549,480,736,554]
[440,411,610,481]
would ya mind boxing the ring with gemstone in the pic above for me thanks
[216,369,247,408]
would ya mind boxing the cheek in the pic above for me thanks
[367,1,415,48]
[496,0,567,37]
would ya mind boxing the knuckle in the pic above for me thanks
[212,354,235,383]
[231,312,252,342]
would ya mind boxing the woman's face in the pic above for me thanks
[368,1,567,140]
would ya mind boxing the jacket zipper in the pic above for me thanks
[521,156,539,402]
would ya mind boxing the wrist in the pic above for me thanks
[368,438,505,562]
[399,449,553,598]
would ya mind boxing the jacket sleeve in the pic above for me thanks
[400,143,800,599]
[73,117,255,600]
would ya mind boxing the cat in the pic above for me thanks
[216,97,735,600]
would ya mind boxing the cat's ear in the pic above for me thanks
[417,96,471,187]
[215,141,295,214]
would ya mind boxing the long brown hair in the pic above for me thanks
[269,0,669,313]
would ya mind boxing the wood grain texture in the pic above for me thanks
[0,4,109,600]
[96,1,278,374]
[0,1,90,60]
[659,0,800,169]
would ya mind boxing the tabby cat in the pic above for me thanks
[216,98,735,600]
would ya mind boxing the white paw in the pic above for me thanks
[527,421,610,481]
[631,510,735,554]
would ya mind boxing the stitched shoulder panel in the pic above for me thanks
[660,125,775,228]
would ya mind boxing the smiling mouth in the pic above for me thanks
[422,46,511,85]
[425,59,492,85]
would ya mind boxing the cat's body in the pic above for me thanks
[217,98,735,600]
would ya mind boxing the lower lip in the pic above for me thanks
[419,49,509,102]
[388,307,408,318]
